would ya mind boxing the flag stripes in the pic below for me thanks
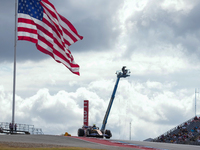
[18,0,83,75]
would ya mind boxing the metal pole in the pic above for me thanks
[12,0,18,128]
[130,122,131,140]
[195,88,196,117]
[195,88,199,117]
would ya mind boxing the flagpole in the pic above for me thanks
[12,0,18,128]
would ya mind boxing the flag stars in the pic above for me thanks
[18,0,82,75]
[18,0,43,20]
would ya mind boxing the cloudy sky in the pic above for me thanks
[1,0,200,141]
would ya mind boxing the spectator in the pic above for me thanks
[9,123,11,130]
[14,124,17,131]
[9,123,13,133]
[197,127,200,133]
[154,117,200,144]
[11,123,13,133]
[197,136,200,142]
[182,126,186,129]
[194,116,198,122]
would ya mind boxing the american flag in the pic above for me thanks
[18,0,83,75]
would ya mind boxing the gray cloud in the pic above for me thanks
[1,0,200,141]
[0,1,50,63]
[0,0,123,63]
[123,0,200,60]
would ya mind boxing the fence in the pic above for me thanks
[0,122,43,135]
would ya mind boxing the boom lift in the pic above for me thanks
[101,66,130,133]
[78,66,130,138]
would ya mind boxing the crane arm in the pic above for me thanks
[101,66,130,132]
[101,76,121,131]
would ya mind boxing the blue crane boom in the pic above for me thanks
[101,66,130,132]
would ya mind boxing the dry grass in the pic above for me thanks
[0,142,103,150]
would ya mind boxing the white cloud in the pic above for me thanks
[0,73,196,140]
[1,0,200,141]
[161,0,195,14]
